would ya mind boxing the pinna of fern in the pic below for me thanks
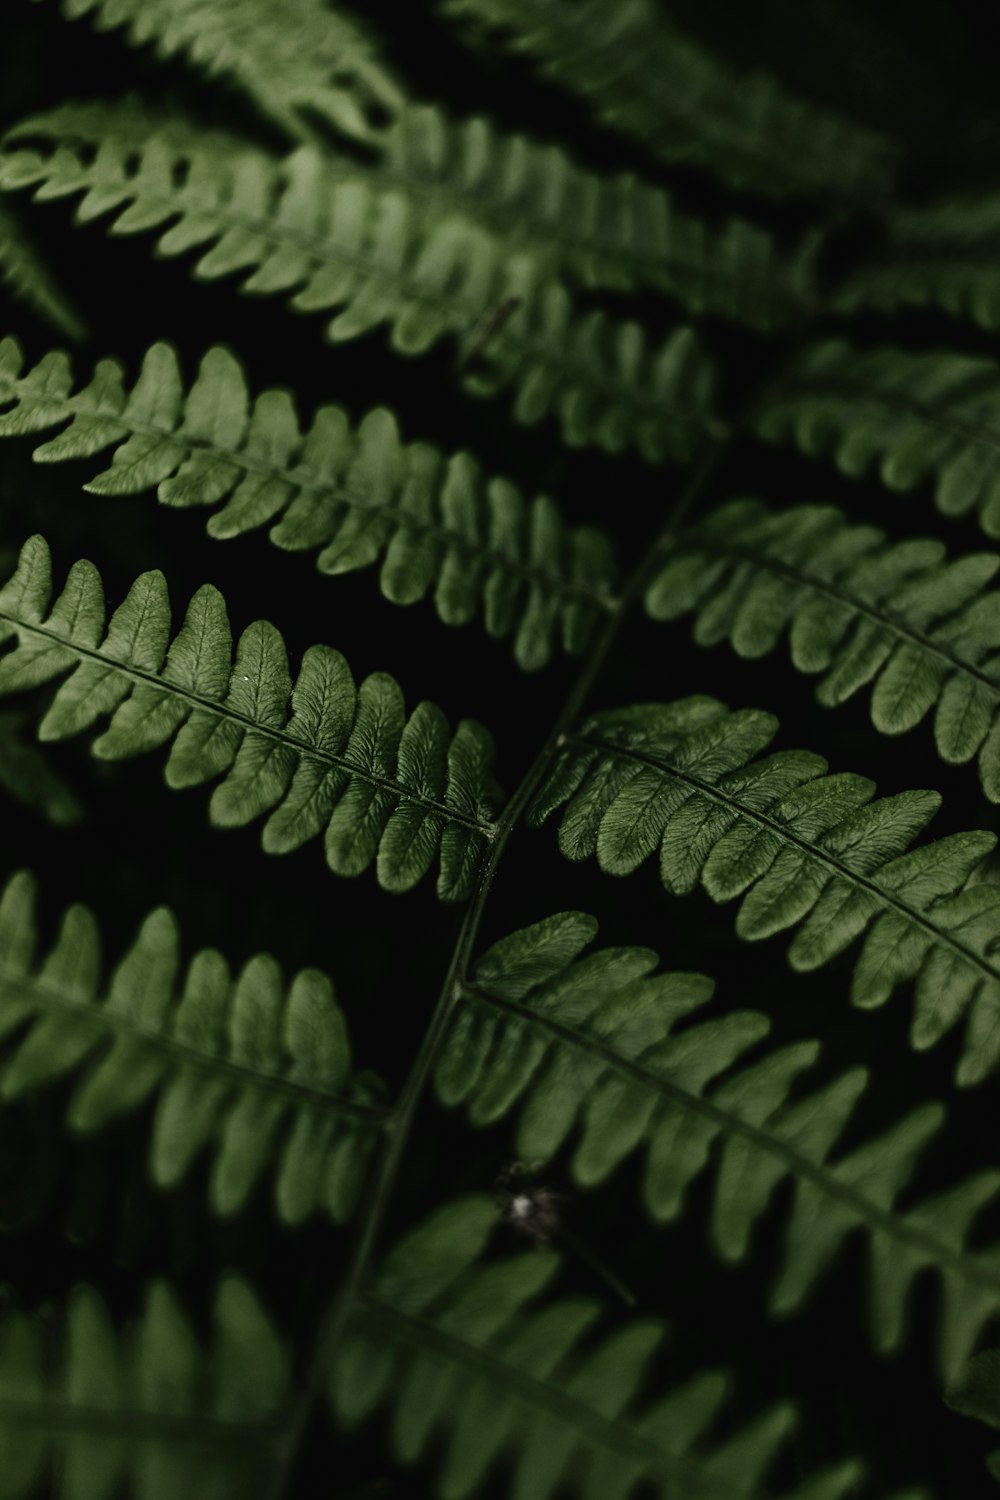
[0,335,619,671]
[42,0,405,147]
[437,911,1000,1382]
[645,498,1000,802]
[0,869,382,1225]
[0,534,502,899]
[753,339,1000,539]
[332,1194,925,1500]
[437,0,896,202]
[0,102,718,462]
[529,694,1000,1086]
[0,1272,288,1500]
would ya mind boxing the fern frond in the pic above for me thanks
[529,696,1000,1086]
[439,0,895,202]
[753,340,1000,538]
[0,1273,287,1498]
[0,710,82,824]
[0,536,501,898]
[376,104,818,329]
[439,911,1000,1378]
[44,0,404,146]
[0,106,717,463]
[0,203,84,340]
[836,194,1000,329]
[945,1349,1000,1483]
[331,1194,872,1500]
[0,869,382,1223]
[646,499,1000,800]
[0,336,618,671]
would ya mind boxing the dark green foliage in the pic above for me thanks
[0,1,998,1497]
[331,1196,870,1500]
[0,870,382,1223]
[754,341,1000,537]
[0,103,717,461]
[530,697,1000,1085]
[439,0,896,200]
[0,534,501,897]
[0,335,618,669]
[440,912,1000,1377]
[0,1273,288,1499]
[646,499,1000,798]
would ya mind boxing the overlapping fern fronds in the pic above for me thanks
[331,1195,882,1500]
[0,870,382,1223]
[438,0,896,201]
[529,695,1000,1085]
[0,1273,287,1499]
[0,336,618,670]
[0,536,501,898]
[646,499,1000,799]
[0,103,717,462]
[44,0,404,145]
[375,104,818,328]
[753,341,1000,537]
[439,911,1000,1378]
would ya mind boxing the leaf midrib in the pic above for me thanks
[0,963,386,1121]
[2,143,710,424]
[570,730,1000,991]
[458,980,1000,1292]
[686,531,1000,698]
[0,370,619,614]
[355,1295,738,1500]
[0,611,495,836]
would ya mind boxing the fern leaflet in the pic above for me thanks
[44,0,404,146]
[0,336,618,671]
[0,1274,287,1499]
[753,340,1000,538]
[0,870,382,1223]
[439,910,1000,1378]
[438,0,895,202]
[646,499,1000,800]
[330,1195,875,1500]
[0,203,84,340]
[945,1350,1000,1484]
[837,193,1000,329]
[528,695,1000,1086]
[374,104,818,329]
[0,104,717,463]
[0,535,501,898]
[0,710,81,825]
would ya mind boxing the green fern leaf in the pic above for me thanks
[0,336,618,671]
[529,696,1000,1086]
[0,869,382,1222]
[0,203,84,339]
[0,105,717,463]
[646,499,1000,799]
[0,710,82,825]
[330,1194,871,1500]
[753,340,1000,538]
[0,535,501,898]
[44,0,404,145]
[0,1273,287,1498]
[439,911,1000,1378]
[836,193,1000,329]
[375,104,818,329]
[439,0,895,201]
[945,1349,1000,1483]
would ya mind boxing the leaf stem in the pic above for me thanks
[263,433,730,1497]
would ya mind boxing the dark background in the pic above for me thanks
[3,0,1000,1494]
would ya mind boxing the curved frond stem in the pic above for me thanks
[263,424,733,1499]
